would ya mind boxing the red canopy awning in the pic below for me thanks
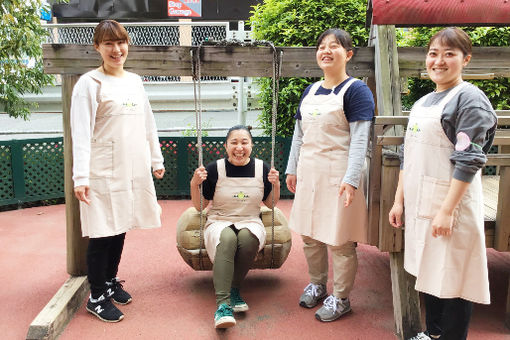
[370,0,510,26]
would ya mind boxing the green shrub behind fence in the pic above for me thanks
[0,137,293,207]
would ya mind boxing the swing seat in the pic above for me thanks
[176,206,292,271]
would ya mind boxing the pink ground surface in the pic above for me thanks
[1,200,510,339]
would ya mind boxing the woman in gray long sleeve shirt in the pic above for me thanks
[285,28,375,323]
[389,27,497,340]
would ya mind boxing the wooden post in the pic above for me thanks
[373,25,402,117]
[371,24,420,338]
[379,151,403,252]
[495,146,510,251]
[179,19,193,82]
[390,252,422,339]
[62,74,88,275]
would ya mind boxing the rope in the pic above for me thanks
[192,40,282,269]
[191,47,205,270]
[268,46,282,268]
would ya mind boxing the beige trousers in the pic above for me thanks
[302,235,357,299]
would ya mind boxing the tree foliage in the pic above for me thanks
[249,0,369,137]
[0,0,54,119]
[399,27,510,110]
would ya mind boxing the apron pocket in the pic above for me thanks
[90,142,113,178]
[328,176,342,187]
[416,175,450,219]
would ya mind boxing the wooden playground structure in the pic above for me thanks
[27,1,510,339]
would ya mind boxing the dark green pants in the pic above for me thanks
[213,226,259,306]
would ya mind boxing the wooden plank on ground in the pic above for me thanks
[26,276,89,340]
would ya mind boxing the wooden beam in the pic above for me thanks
[487,155,510,167]
[26,276,89,340]
[43,44,510,78]
[398,46,510,78]
[62,75,88,275]
[43,45,375,77]
[375,115,510,127]
[377,135,510,147]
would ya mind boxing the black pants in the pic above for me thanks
[424,293,473,340]
[87,233,126,298]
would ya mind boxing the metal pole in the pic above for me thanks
[237,77,246,125]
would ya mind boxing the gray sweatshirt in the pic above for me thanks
[399,82,497,183]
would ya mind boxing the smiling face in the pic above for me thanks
[95,39,128,74]
[316,34,353,75]
[225,129,253,166]
[426,39,471,92]
[93,20,129,76]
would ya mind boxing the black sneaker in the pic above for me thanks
[86,294,124,322]
[106,278,132,305]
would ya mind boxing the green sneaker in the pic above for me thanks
[214,303,236,329]
[230,288,249,312]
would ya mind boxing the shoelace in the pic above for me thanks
[218,304,233,316]
[322,295,340,313]
[231,290,243,303]
[303,283,322,298]
[110,278,126,290]
[409,333,432,340]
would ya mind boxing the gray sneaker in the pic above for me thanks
[315,295,351,322]
[299,283,327,308]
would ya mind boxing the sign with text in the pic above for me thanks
[168,0,201,17]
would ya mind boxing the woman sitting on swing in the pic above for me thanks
[190,125,280,329]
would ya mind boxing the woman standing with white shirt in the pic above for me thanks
[71,20,165,323]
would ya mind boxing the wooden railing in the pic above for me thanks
[370,111,510,252]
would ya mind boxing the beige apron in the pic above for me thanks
[204,158,266,261]
[80,70,161,238]
[289,79,368,246]
[403,82,490,304]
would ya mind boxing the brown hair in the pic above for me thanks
[316,28,353,51]
[428,27,472,57]
[93,20,129,46]
[225,125,253,142]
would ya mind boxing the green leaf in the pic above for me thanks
[0,0,55,119]
[249,0,369,136]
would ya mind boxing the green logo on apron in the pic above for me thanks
[233,191,249,199]
[408,122,420,133]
